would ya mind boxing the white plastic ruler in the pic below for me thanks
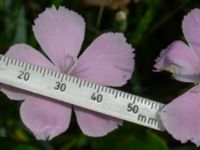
[0,55,165,131]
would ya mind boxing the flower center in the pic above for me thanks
[165,65,177,73]
[61,55,77,75]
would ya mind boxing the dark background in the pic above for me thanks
[0,0,199,149]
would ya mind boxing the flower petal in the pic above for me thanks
[1,44,56,100]
[72,33,134,86]
[74,106,122,137]
[182,8,200,57]
[161,85,200,146]
[1,85,32,101]
[154,41,200,82]
[33,6,85,71]
[20,96,72,140]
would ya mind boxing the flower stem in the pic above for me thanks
[96,0,106,28]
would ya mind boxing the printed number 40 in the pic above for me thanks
[91,93,103,103]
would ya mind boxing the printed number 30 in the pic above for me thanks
[54,82,66,92]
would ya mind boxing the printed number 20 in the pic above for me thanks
[17,71,30,81]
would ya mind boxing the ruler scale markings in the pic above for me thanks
[24,62,28,71]
[14,59,18,66]
[96,85,100,93]
[32,64,35,71]
[55,71,59,78]
[36,65,39,72]
[68,76,72,82]
[50,70,54,77]
[134,96,138,103]
[154,102,158,109]
[71,76,74,83]
[89,82,92,88]
[147,99,151,106]
[53,70,57,78]
[150,101,154,109]
[159,103,164,110]
[121,92,125,98]
[14,59,17,65]
[82,79,85,86]
[77,78,80,85]
[0,55,165,131]
[132,95,136,103]
[109,88,113,94]
[74,78,78,85]
[141,98,144,104]
[28,63,32,70]
[41,67,44,75]
[54,71,58,78]
[137,97,141,103]
[46,69,50,76]
[108,87,111,94]
[17,59,20,66]
[10,58,14,65]
[6,57,9,66]
[104,86,108,92]
[99,85,103,92]
[19,59,23,68]
[52,70,55,77]
[27,63,31,72]
[21,61,25,68]
[72,77,75,83]
[3,55,6,62]
[57,72,61,79]
[144,98,147,104]
[118,91,122,97]
[79,80,82,87]
[126,93,130,99]
[21,60,24,67]
[39,66,43,74]
[111,89,115,95]
[115,91,118,98]
[93,84,97,90]
[86,81,90,87]
[130,94,133,101]
[90,82,94,89]
[43,68,47,76]
[75,77,79,85]
[3,56,5,63]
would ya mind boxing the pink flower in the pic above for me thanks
[154,9,200,146]
[1,6,135,140]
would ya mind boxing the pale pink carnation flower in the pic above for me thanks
[1,6,135,140]
[154,9,200,146]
